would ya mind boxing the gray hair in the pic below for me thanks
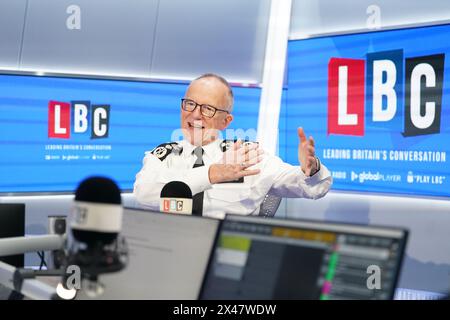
[194,73,234,111]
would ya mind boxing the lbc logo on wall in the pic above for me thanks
[48,100,110,139]
[328,50,445,137]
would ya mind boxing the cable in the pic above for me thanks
[37,251,48,270]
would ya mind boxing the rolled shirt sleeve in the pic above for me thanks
[261,154,333,199]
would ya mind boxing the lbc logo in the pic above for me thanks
[48,100,110,139]
[328,50,444,137]
[163,199,184,212]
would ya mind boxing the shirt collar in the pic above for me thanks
[181,138,222,159]
[202,139,222,157]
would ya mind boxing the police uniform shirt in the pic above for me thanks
[133,139,332,219]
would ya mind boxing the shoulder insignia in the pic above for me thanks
[220,140,234,152]
[151,142,183,161]
[243,141,258,147]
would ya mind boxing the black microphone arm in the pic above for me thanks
[0,234,67,299]
[0,261,59,300]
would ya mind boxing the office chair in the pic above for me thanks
[258,194,282,218]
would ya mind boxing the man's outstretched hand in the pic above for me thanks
[298,127,318,176]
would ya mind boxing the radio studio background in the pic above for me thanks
[0,0,450,300]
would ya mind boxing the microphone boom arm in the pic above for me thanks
[0,234,66,257]
[0,261,58,300]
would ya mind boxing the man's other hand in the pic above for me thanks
[298,127,318,176]
[209,140,264,184]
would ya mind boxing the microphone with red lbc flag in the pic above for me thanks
[160,181,193,215]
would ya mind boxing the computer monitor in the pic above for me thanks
[76,207,219,299]
[200,215,408,300]
[0,204,25,268]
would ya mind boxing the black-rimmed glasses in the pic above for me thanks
[181,98,229,118]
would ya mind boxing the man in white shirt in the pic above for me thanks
[134,73,332,219]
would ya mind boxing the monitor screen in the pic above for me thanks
[0,203,25,267]
[282,23,450,197]
[0,73,260,194]
[75,208,219,300]
[200,215,408,300]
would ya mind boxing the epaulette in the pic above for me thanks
[220,140,235,152]
[220,139,258,152]
[150,142,183,161]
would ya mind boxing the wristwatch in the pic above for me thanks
[310,157,321,177]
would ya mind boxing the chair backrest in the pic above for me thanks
[258,194,282,218]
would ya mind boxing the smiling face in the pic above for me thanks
[181,77,233,146]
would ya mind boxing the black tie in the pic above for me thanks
[192,147,204,216]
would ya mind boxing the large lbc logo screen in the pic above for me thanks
[0,74,260,193]
[283,23,450,197]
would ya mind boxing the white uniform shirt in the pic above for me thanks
[133,139,332,219]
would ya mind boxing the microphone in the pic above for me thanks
[0,177,128,299]
[63,176,128,297]
[71,176,122,245]
[160,181,193,215]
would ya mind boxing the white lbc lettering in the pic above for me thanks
[54,105,67,134]
[73,103,88,133]
[410,63,436,129]
[93,108,108,137]
[338,66,358,125]
[372,60,397,122]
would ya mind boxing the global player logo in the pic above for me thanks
[328,50,444,137]
[48,100,110,139]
